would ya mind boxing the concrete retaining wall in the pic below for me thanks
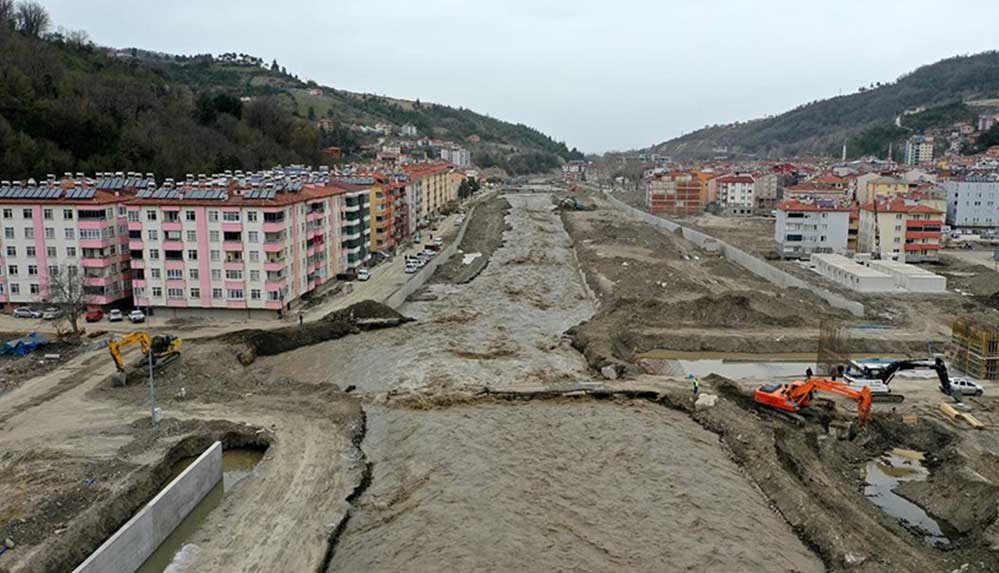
[602,192,866,317]
[382,191,494,309]
[73,442,223,573]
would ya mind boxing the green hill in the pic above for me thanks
[653,51,999,159]
[0,23,578,180]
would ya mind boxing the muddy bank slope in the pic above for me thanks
[431,194,511,284]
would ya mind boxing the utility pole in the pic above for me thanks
[147,304,158,427]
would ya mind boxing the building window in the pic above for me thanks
[9,284,19,294]
[152,286,163,297]
[187,249,198,260]
[208,211,219,222]
[227,288,244,299]
[247,211,258,222]
[186,230,197,241]
[45,227,55,239]
[134,287,144,297]
[7,265,17,275]
[249,250,260,262]
[27,265,37,276]
[250,270,260,282]
[210,250,220,262]
[30,284,39,294]
[25,247,35,257]
[186,210,196,221]
[150,268,161,279]
[225,269,243,280]
[188,268,199,280]
[4,246,14,257]
[209,230,220,242]
[24,227,34,239]
[3,227,12,239]
[212,288,223,299]
[149,248,160,260]
[223,212,240,222]
[146,210,157,221]
[47,247,56,257]
[167,268,183,280]
[22,208,32,219]
[43,208,52,220]
[190,287,200,298]
[211,269,222,281]
[251,289,261,300]
[2,209,11,218]
[248,231,259,243]
[127,211,138,222]
[47,264,57,275]
[66,247,76,257]
[148,229,158,240]
[167,288,184,299]
[65,228,75,240]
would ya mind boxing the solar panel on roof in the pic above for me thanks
[137,189,153,199]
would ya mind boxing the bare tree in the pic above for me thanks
[0,0,15,29]
[14,0,49,38]
[47,265,88,335]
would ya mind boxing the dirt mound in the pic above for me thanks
[607,291,809,328]
[432,195,511,285]
[219,300,411,364]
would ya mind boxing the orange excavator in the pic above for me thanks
[754,378,873,426]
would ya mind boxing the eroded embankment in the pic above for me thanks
[431,194,511,285]
[326,398,824,573]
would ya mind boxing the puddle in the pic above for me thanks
[863,448,950,547]
[135,448,265,573]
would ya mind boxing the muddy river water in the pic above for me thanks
[258,194,823,571]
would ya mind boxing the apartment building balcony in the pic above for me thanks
[84,275,112,287]
[221,221,242,233]
[78,219,109,231]
[223,259,244,270]
[79,238,112,249]
[162,221,183,232]
[265,277,288,290]
[128,239,144,251]
[264,242,285,253]
[163,240,184,251]
[81,257,112,268]
[132,279,146,289]
[906,231,943,240]
[906,219,944,228]
[264,261,286,272]
[130,259,145,269]
[223,241,244,251]
[263,222,285,233]
[307,211,325,223]
[166,279,186,289]
[904,243,941,252]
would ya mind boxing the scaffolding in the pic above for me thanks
[951,316,999,381]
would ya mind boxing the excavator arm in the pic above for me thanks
[788,378,873,425]
[879,357,954,398]
[107,332,152,373]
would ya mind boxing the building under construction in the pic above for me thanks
[951,316,999,380]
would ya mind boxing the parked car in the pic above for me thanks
[404,263,419,274]
[431,237,444,247]
[356,268,370,281]
[950,377,985,397]
[85,308,104,322]
[42,307,64,320]
[13,307,41,319]
[107,309,124,322]
[128,309,146,323]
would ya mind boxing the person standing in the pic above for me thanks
[298,312,304,327]
[689,373,701,396]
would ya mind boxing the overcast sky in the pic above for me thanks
[43,0,999,153]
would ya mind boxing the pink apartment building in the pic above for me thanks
[127,174,370,319]
[0,174,152,309]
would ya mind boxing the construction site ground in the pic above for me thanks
[2,189,999,572]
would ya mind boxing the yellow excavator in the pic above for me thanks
[108,332,182,386]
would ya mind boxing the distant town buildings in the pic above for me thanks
[774,200,851,258]
[715,174,755,216]
[904,135,935,165]
[942,177,999,228]
[439,146,471,167]
[858,196,943,262]
[645,172,704,215]
[400,124,418,137]
[562,160,588,182]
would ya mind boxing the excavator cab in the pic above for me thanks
[108,332,182,387]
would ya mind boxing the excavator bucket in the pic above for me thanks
[111,371,128,387]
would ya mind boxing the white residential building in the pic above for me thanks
[904,136,934,165]
[715,174,755,216]
[942,178,999,228]
[439,147,471,167]
[774,200,851,258]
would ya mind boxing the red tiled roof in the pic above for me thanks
[716,175,754,184]
[859,196,943,215]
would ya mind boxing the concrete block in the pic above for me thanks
[73,441,223,573]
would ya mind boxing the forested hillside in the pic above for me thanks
[653,51,999,159]
[0,4,577,179]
